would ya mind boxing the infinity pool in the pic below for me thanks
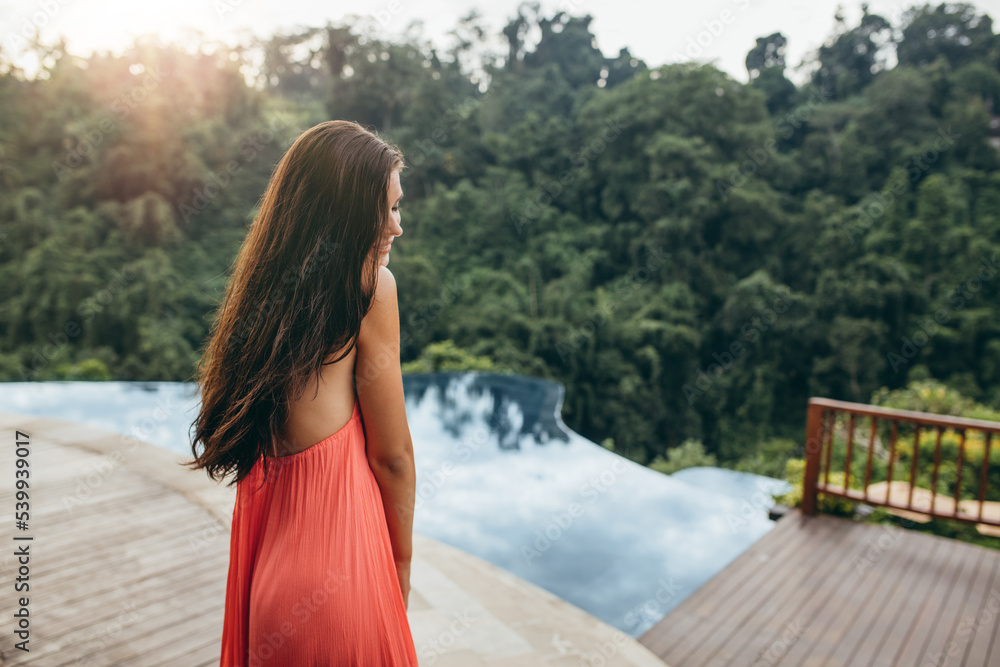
[0,372,789,636]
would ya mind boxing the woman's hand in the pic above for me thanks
[395,559,411,611]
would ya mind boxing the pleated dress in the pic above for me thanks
[219,398,419,666]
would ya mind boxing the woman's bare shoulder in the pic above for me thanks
[359,267,398,342]
[375,265,397,296]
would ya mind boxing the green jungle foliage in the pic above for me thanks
[2,3,999,476]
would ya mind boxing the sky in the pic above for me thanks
[2,0,999,84]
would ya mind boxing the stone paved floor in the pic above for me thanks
[0,410,668,666]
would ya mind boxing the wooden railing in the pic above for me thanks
[802,397,1000,526]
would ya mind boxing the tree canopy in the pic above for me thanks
[1,2,999,472]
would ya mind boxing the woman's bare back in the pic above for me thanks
[276,342,359,457]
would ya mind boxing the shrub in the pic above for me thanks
[401,339,507,373]
[53,358,112,381]
[648,438,718,475]
[774,457,855,517]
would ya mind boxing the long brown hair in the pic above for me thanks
[187,120,404,485]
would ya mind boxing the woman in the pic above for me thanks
[187,120,419,666]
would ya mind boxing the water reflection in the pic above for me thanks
[402,371,570,448]
[0,372,789,637]
[403,372,788,637]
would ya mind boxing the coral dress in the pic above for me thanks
[219,398,419,666]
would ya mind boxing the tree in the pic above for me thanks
[522,12,607,89]
[747,32,797,113]
[811,4,894,100]
[897,3,997,69]
[746,32,788,79]
[2,4,1000,476]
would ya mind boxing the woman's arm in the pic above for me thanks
[355,266,416,607]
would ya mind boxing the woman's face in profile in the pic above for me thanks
[374,169,404,268]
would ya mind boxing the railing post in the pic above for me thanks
[802,400,824,516]
[800,397,1000,526]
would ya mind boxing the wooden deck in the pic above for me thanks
[639,509,1000,666]
[0,415,232,666]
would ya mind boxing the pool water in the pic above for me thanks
[0,371,789,637]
